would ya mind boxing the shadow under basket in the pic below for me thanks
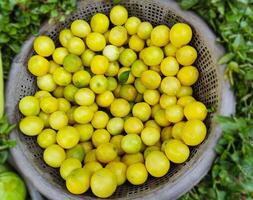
[6,0,235,199]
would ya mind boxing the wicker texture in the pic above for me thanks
[6,0,235,199]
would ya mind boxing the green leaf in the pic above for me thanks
[118,70,130,84]
[244,68,253,80]
[113,0,123,4]
[0,151,8,164]
[218,53,234,64]
[180,0,199,9]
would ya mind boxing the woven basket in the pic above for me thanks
[6,0,235,199]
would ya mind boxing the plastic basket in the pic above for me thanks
[6,0,235,199]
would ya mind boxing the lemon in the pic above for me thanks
[161,76,181,96]
[159,94,177,109]
[125,16,141,35]
[66,106,77,125]
[124,117,144,134]
[19,96,40,116]
[165,104,184,123]
[56,126,80,149]
[151,25,170,47]
[92,129,111,147]
[28,55,49,76]
[176,86,193,97]
[132,102,151,122]
[59,29,73,47]
[121,152,144,166]
[107,117,124,135]
[90,55,109,75]
[66,144,85,162]
[63,84,78,102]
[110,98,131,117]
[113,85,121,98]
[104,30,110,43]
[171,121,185,140]
[60,158,82,180]
[52,47,68,65]
[96,143,117,163]
[119,48,137,67]
[49,111,68,130]
[143,89,160,105]
[83,161,103,175]
[63,54,82,73]
[137,22,153,39]
[176,45,197,66]
[110,5,128,25]
[117,67,135,84]
[134,78,146,94]
[81,49,95,67]
[170,23,192,47]
[145,151,170,177]
[177,66,199,86]
[86,32,106,51]
[151,104,161,118]
[129,34,145,52]
[177,96,196,107]
[73,106,94,124]
[89,75,108,94]
[144,146,160,159]
[91,111,109,129]
[67,36,85,55]
[91,168,117,198]
[103,45,120,61]
[160,56,179,76]
[91,13,109,33]
[72,70,91,88]
[40,96,58,114]
[106,78,117,92]
[37,129,56,148]
[43,144,66,168]
[121,134,142,154]
[74,123,94,142]
[154,109,170,127]
[84,149,97,163]
[110,135,124,155]
[182,119,207,146]
[52,67,72,86]
[71,19,91,38]
[142,46,164,66]
[48,60,60,74]
[106,161,127,185]
[131,60,148,77]
[184,101,207,121]
[53,86,64,98]
[80,141,93,154]
[164,139,190,163]
[96,91,114,107]
[145,120,161,132]
[119,84,137,101]
[141,70,161,89]
[88,103,98,112]
[33,35,55,57]
[161,126,172,142]
[66,168,90,194]
[126,163,148,185]
[164,43,178,57]
[105,62,120,77]
[141,127,160,146]
[109,26,128,46]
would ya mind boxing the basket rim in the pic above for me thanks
[6,0,235,199]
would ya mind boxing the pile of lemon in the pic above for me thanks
[18,5,208,198]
